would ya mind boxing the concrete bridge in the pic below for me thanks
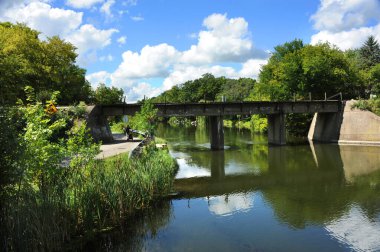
[87,101,342,149]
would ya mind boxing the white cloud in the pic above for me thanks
[311,24,380,50]
[239,59,268,78]
[66,24,118,64]
[0,2,83,37]
[117,36,127,45]
[131,15,144,21]
[125,82,162,102]
[86,71,111,88]
[311,0,380,32]
[108,13,268,100]
[180,13,265,65]
[310,0,380,50]
[111,43,180,84]
[66,0,104,9]
[100,0,115,17]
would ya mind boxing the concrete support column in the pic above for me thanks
[267,113,286,145]
[308,112,342,142]
[209,116,224,150]
[86,105,114,143]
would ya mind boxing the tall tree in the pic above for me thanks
[0,22,91,105]
[94,83,124,105]
[359,35,380,69]
[257,40,363,100]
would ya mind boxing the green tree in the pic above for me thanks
[0,22,91,105]
[129,100,158,135]
[256,40,363,100]
[369,64,380,95]
[359,35,380,69]
[94,83,124,105]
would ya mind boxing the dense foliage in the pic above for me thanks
[1,88,177,250]
[0,22,92,105]
[256,40,363,101]
[93,83,124,105]
[152,73,255,103]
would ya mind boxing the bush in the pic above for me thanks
[352,98,380,116]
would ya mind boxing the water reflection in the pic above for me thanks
[100,126,380,251]
[207,193,254,217]
[325,205,380,252]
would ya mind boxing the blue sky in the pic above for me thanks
[1,0,380,101]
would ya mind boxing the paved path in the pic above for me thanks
[96,134,141,159]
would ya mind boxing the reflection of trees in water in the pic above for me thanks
[80,200,172,251]
[261,145,380,229]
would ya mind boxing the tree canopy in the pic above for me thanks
[152,74,256,103]
[256,40,363,100]
[359,35,380,69]
[93,83,124,105]
[0,22,91,105]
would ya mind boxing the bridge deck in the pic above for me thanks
[101,101,342,117]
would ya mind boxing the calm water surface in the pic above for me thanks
[93,125,380,251]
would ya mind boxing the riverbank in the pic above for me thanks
[2,138,178,251]
[96,133,141,159]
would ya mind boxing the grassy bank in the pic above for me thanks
[1,96,178,250]
[2,143,177,251]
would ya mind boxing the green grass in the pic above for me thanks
[352,98,380,116]
[2,143,178,250]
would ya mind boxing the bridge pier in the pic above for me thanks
[209,116,224,150]
[267,113,286,145]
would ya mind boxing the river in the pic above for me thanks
[89,125,380,251]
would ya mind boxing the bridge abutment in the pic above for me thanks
[267,113,286,145]
[209,116,224,150]
[86,105,114,143]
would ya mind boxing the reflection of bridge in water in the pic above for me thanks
[88,101,342,149]
[173,143,380,199]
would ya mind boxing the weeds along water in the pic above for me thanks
[1,143,178,251]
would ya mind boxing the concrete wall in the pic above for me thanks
[86,105,114,143]
[308,100,380,144]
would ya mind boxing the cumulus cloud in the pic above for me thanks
[311,0,380,32]
[111,43,180,83]
[86,71,111,88]
[66,24,117,53]
[105,13,268,101]
[66,0,104,9]
[64,24,117,65]
[311,25,380,50]
[239,59,268,78]
[125,82,162,102]
[0,1,83,37]
[181,13,264,65]
[310,0,380,50]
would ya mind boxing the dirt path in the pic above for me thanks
[95,134,141,159]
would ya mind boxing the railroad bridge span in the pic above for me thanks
[87,101,342,149]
